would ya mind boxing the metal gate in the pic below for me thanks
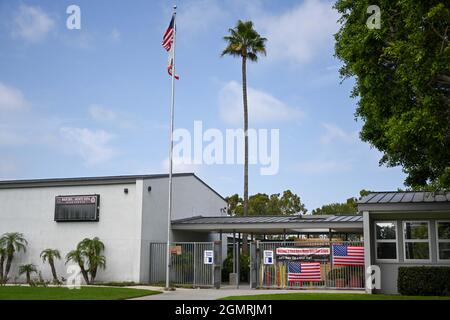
[149,242,217,287]
[253,241,365,289]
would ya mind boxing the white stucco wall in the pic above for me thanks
[0,183,142,283]
[139,175,227,282]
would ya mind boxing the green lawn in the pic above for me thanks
[0,286,161,300]
[220,292,450,300]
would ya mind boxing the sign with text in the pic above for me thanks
[54,194,100,222]
[276,247,330,262]
[263,250,274,264]
[204,250,214,264]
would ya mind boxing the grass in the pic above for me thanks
[220,292,450,300]
[0,285,161,300]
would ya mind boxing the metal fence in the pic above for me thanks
[149,242,215,287]
[255,241,365,289]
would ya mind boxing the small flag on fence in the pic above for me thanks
[162,14,179,80]
[332,245,364,266]
[287,262,321,282]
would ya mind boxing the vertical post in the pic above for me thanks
[237,233,240,288]
[165,5,177,290]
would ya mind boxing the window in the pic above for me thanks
[436,221,450,261]
[375,222,398,261]
[403,221,430,261]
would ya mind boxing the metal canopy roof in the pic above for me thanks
[358,191,450,204]
[358,191,450,212]
[171,215,363,233]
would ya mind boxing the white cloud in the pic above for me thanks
[320,123,357,144]
[12,5,55,43]
[0,82,28,111]
[0,129,26,146]
[109,28,121,43]
[254,0,339,65]
[89,104,132,128]
[219,81,302,125]
[161,156,201,174]
[177,0,225,35]
[60,127,115,165]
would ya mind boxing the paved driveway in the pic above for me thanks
[130,286,364,300]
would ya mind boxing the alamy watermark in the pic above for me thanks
[173,121,280,175]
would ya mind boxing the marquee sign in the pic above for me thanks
[276,247,330,262]
[54,194,100,222]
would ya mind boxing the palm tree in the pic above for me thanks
[18,263,37,285]
[221,20,267,254]
[77,237,106,284]
[40,249,61,284]
[66,248,90,285]
[0,247,6,283]
[0,232,28,282]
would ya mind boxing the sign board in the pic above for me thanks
[170,246,182,255]
[276,247,330,262]
[54,195,100,222]
[204,250,214,264]
[263,250,274,265]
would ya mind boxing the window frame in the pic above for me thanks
[374,221,399,263]
[403,220,431,262]
[435,220,450,263]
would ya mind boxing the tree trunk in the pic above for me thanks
[79,263,90,285]
[242,53,249,255]
[0,254,4,282]
[4,254,13,282]
[90,266,97,284]
[26,272,31,285]
[49,259,58,283]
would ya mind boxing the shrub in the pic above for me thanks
[398,266,450,296]
[221,251,249,282]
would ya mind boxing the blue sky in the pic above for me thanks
[0,0,406,211]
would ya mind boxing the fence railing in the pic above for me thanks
[149,242,215,287]
[256,241,365,289]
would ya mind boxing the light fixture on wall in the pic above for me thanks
[124,188,129,194]
[148,186,152,192]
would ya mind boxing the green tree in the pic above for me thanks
[77,237,106,284]
[0,232,28,283]
[226,190,307,216]
[334,0,450,189]
[18,263,37,285]
[312,190,371,215]
[40,249,61,284]
[222,20,267,253]
[65,248,90,285]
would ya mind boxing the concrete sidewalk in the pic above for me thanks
[130,286,365,300]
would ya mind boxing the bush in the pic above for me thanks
[221,251,249,282]
[398,266,450,296]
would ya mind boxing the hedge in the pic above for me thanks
[398,266,450,296]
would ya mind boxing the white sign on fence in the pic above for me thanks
[263,250,274,264]
[204,250,214,264]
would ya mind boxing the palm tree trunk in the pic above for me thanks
[242,53,249,255]
[26,272,31,285]
[0,254,4,282]
[49,259,58,283]
[79,263,90,285]
[4,254,13,282]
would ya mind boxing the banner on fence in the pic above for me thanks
[276,247,330,262]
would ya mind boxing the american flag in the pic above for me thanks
[162,15,179,80]
[288,262,321,282]
[332,245,364,266]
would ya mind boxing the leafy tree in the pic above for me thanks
[334,0,450,189]
[77,237,106,284]
[40,248,61,284]
[66,248,90,285]
[0,247,5,283]
[0,232,28,283]
[18,263,37,285]
[222,20,267,253]
[226,190,307,216]
[312,190,371,215]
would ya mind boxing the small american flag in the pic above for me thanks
[162,15,179,80]
[332,245,364,266]
[288,262,321,282]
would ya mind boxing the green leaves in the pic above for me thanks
[221,20,267,60]
[335,0,450,189]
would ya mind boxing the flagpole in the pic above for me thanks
[165,5,177,290]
